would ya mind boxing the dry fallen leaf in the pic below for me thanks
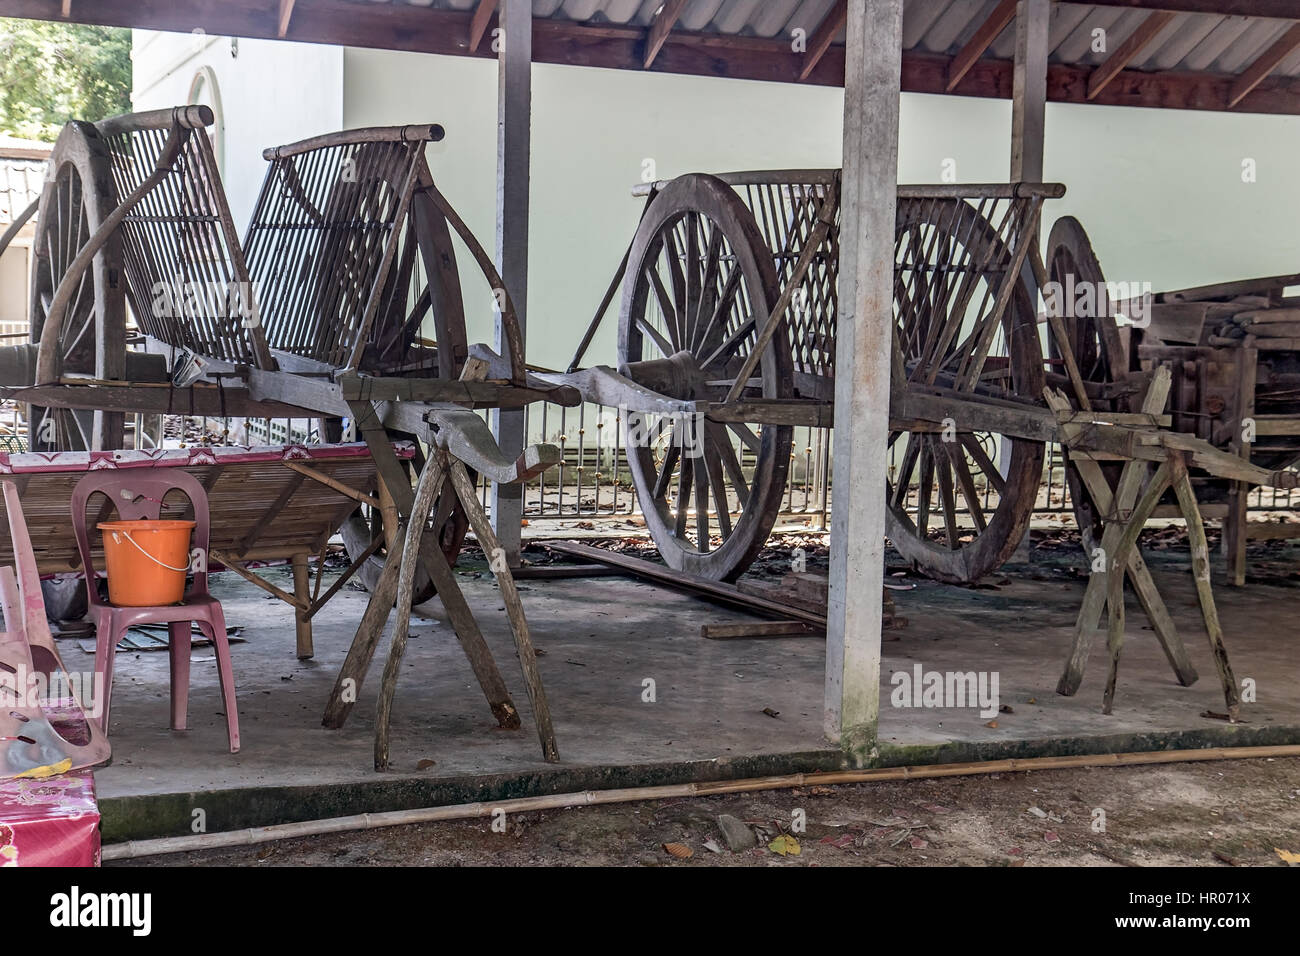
[985,720,999,729]
[663,842,693,859]
[1275,847,1300,865]
[769,834,801,856]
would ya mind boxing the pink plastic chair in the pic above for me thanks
[71,469,239,753]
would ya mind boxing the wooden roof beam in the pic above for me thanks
[468,0,497,53]
[1087,10,1175,99]
[1083,1,1299,18]
[947,0,1018,92]
[277,0,294,38]
[1228,22,1300,109]
[799,0,847,82]
[644,0,687,69]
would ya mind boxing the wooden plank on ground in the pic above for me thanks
[541,539,826,627]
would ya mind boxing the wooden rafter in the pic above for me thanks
[644,0,687,69]
[1228,21,1300,109]
[1087,10,1176,100]
[1086,0,1299,17]
[277,0,294,38]
[468,0,497,54]
[59,0,68,16]
[799,0,847,82]
[946,0,1017,92]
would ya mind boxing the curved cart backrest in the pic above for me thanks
[244,124,470,377]
[94,106,274,370]
[636,171,1060,399]
[35,108,530,390]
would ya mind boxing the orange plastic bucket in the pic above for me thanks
[98,520,196,606]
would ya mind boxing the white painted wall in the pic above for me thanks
[131,30,344,231]
[132,34,1300,372]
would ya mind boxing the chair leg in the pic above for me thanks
[168,621,192,731]
[93,618,121,732]
[200,610,240,754]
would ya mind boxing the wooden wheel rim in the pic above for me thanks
[618,174,792,581]
[886,198,1046,584]
[29,123,120,451]
[1046,215,1122,541]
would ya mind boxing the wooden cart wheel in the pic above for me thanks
[886,198,1046,584]
[28,123,124,452]
[1046,215,1126,543]
[618,174,792,581]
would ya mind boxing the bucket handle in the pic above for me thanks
[112,530,192,573]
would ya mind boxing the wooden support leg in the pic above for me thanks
[1071,457,1198,687]
[292,552,313,660]
[448,458,558,763]
[1102,558,1125,716]
[1125,549,1198,687]
[1169,453,1241,719]
[1059,461,1172,701]
[375,445,446,771]
[1225,347,1256,588]
[322,531,405,729]
[344,401,520,730]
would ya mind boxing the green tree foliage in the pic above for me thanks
[0,19,131,142]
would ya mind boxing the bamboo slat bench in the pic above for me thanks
[0,441,410,660]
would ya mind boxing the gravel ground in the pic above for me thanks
[114,756,1300,867]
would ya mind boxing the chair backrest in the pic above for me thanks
[70,469,212,607]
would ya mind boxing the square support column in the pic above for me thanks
[490,0,532,564]
[1011,0,1049,183]
[825,0,903,763]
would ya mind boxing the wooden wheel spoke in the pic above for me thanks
[891,433,922,509]
[691,428,711,551]
[702,434,734,539]
[699,311,754,372]
[652,421,682,501]
[959,433,1005,495]
[945,442,987,533]
[635,313,675,359]
[645,260,680,352]
[727,421,761,455]
[934,448,960,549]
[917,439,934,537]
[694,263,742,360]
[707,421,750,510]
[693,223,724,340]
[674,451,693,540]
[661,226,689,350]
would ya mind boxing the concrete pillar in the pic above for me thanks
[1011,0,1049,183]
[490,0,531,563]
[825,0,903,762]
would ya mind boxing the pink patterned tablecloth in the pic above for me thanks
[0,702,101,867]
[0,771,99,867]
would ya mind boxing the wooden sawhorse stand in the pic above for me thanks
[321,404,560,770]
[1048,369,1241,719]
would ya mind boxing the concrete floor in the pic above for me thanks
[81,532,1300,841]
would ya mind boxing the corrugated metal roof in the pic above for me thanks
[0,159,45,225]
[388,0,1300,79]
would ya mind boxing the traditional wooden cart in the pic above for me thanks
[557,170,1063,584]
[0,105,580,766]
[1046,216,1300,585]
